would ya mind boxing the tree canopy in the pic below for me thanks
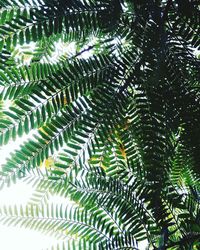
[0,0,199,249]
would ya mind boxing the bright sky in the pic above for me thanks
[0,225,58,250]
[0,130,61,250]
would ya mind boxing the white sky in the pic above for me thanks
[0,225,58,250]
[0,131,60,250]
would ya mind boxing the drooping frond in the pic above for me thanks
[0,0,200,249]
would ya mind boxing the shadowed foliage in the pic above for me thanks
[0,0,200,249]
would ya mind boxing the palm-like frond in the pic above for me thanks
[0,0,200,249]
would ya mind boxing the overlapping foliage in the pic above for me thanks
[0,0,199,249]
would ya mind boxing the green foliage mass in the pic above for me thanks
[0,0,199,249]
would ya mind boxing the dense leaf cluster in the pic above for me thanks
[0,0,199,249]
